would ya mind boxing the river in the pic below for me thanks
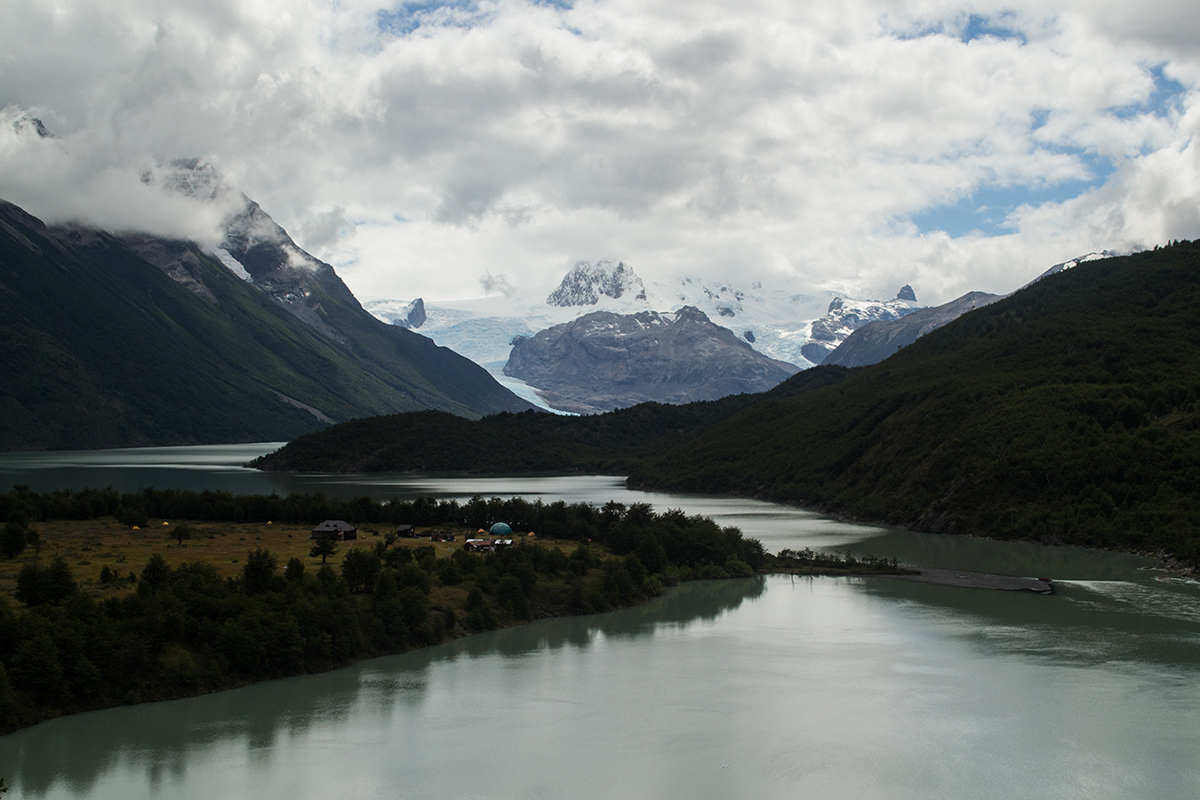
[0,445,1197,799]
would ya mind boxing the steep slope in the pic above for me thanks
[822,252,1115,368]
[504,306,800,413]
[0,200,533,450]
[822,291,1002,367]
[628,242,1200,563]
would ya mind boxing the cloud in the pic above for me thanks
[1,0,1198,305]
[479,271,515,296]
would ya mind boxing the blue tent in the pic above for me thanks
[489,522,513,536]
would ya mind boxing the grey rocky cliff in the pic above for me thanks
[822,291,1002,368]
[504,305,799,414]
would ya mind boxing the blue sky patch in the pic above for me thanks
[888,11,1027,44]
[959,13,1026,44]
[910,156,1115,238]
[1110,64,1187,121]
[377,0,484,36]
[377,0,570,36]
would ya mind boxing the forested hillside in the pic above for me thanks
[0,201,532,451]
[629,241,1200,563]
[250,366,854,473]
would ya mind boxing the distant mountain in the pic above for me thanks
[798,287,922,365]
[503,306,800,414]
[263,242,1200,566]
[0,189,534,451]
[366,259,921,409]
[823,291,1002,367]
[821,252,1116,368]
[546,260,647,306]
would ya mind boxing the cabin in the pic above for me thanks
[311,520,357,541]
[395,524,417,538]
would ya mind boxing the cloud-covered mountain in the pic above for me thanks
[0,180,534,450]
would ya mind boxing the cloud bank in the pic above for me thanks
[1,0,1198,304]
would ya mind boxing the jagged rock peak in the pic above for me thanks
[828,297,844,313]
[546,260,647,307]
[896,284,917,302]
[12,114,53,138]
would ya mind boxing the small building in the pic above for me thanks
[431,531,455,542]
[395,524,417,538]
[311,520,357,541]
[463,538,494,553]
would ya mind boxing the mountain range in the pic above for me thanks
[366,259,922,412]
[0,164,534,450]
[254,241,1200,566]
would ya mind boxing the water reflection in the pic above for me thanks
[857,573,1200,670]
[0,578,763,798]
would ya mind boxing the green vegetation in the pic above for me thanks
[255,242,1200,566]
[763,548,909,575]
[0,486,765,734]
[250,365,853,473]
[630,241,1200,564]
[0,202,528,451]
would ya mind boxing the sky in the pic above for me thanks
[1,0,1198,306]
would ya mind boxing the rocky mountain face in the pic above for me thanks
[367,260,923,412]
[822,291,1003,367]
[799,286,921,365]
[546,260,647,307]
[0,190,534,450]
[503,306,799,414]
[124,159,363,342]
[821,253,1117,369]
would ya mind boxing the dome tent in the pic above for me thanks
[489,522,513,536]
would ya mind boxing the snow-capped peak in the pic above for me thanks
[1023,250,1117,289]
[546,260,647,307]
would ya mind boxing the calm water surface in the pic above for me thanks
[0,445,1197,799]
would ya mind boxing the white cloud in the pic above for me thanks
[1,0,1198,305]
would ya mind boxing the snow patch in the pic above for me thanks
[214,248,253,282]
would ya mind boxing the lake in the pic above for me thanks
[0,445,1197,799]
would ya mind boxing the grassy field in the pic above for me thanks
[0,518,557,607]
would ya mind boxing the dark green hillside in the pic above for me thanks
[250,365,854,473]
[0,201,531,450]
[630,242,1200,563]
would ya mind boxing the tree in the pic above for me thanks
[1,521,26,559]
[139,554,172,595]
[284,557,305,582]
[44,556,77,604]
[242,548,278,595]
[14,563,48,606]
[310,537,338,564]
[171,524,192,546]
[341,549,381,593]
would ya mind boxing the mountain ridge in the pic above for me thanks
[0,194,534,451]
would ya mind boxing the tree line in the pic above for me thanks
[0,488,763,734]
